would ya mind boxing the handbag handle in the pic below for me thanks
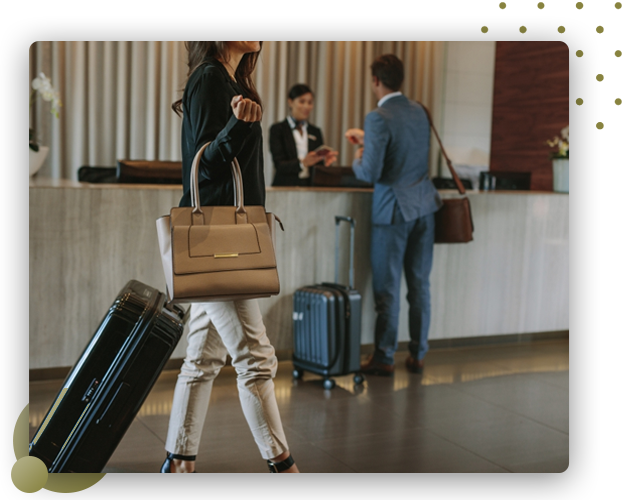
[190,142,247,221]
[418,103,466,195]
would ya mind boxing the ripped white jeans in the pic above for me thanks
[164,300,289,460]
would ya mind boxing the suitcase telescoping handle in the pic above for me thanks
[334,216,356,289]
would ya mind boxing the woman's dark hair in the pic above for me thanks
[172,41,263,116]
[288,83,314,100]
[370,54,404,91]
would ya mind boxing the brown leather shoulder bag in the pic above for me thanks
[420,104,474,244]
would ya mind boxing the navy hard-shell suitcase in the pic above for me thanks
[292,216,364,390]
[29,280,185,472]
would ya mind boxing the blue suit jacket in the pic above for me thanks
[352,95,442,225]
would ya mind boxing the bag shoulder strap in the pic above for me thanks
[418,102,466,195]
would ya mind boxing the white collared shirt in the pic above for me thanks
[287,115,310,179]
[377,91,403,107]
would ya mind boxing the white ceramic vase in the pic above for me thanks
[552,158,569,193]
[29,146,49,177]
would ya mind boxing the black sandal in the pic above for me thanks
[266,454,295,473]
[160,452,197,473]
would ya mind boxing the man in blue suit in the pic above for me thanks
[347,54,442,376]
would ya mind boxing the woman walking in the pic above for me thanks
[161,41,299,474]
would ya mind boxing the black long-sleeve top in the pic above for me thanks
[179,57,265,208]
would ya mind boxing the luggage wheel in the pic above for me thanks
[292,368,304,380]
[353,373,365,385]
[323,378,336,390]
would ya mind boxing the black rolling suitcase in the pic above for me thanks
[29,280,185,472]
[292,216,364,390]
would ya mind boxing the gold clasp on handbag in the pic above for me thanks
[214,253,239,258]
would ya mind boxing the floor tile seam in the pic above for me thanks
[446,369,569,394]
[308,422,428,452]
[459,352,568,362]
[412,360,569,382]
[280,389,392,415]
[525,375,569,391]
[443,383,570,436]
[427,358,529,380]
[385,404,450,430]
[456,357,569,372]
[429,352,568,363]
[281,423,316,445]
[311,426,514,473]
[429,339,568,350]
[481,357,569,374]
[135,416,167,445]
[419,427,513,473]
[302,441,358,472]
[309,428,410,449]
[536,380,569,391]
[283,423,412,454]
[306,388,410,416]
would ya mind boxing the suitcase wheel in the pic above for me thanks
[292,368,304,380]
[353,373,365,385]
[323,378,336,390]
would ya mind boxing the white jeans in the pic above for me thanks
[164,300,289,460]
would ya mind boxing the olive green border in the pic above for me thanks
[86,2,623,488]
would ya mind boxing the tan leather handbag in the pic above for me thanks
[420,104,474,244]
[156,143,283,303]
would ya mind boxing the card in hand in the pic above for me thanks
[314,145,336,157]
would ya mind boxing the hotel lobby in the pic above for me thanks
[28,41,568,473]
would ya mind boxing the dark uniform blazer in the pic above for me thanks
[179,57,264,208]
[269,119,324,187]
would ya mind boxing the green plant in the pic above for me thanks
[546,126,569,160]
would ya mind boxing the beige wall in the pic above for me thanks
[441,42,496,155]
[438,41,496,178]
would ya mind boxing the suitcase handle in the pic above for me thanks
[334,216,356,289]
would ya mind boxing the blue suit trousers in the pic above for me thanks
[370,204,436,365]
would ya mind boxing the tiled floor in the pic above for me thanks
[29,339,568,473]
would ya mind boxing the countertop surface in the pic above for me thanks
[29,177,567,195]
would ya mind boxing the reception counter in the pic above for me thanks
[29,179,569,370]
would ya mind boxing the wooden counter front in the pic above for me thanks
[29,179,569,369]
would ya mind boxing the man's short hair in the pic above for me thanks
[370,54,404,91]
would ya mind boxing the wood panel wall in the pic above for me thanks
[490,42,569,191]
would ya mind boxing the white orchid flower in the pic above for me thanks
[30,72,62,118]
[32,73,50,91]
[30,72,63,152]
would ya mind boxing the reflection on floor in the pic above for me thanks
[29,339,568,473]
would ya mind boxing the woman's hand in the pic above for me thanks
[231,95,262,122]
[345,128,365,146]
[324,151,339,167]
